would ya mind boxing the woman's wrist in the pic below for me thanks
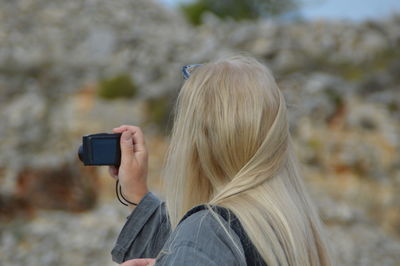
[123,186,149,206]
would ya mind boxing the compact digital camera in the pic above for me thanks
[78,133,121,166]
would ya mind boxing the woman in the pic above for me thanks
[109,56,332,266]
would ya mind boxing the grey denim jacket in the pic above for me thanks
[111,192,247,265]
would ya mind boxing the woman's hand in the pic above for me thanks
[120,258,156,266]
[108,125,149,205]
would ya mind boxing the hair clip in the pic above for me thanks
[182,64,203,80]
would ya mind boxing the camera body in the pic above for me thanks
[78,133,121,166]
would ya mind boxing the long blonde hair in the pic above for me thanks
[162,56,332,265]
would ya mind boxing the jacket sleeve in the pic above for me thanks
[111,192,171,264]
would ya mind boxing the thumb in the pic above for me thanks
[120,130,134,163]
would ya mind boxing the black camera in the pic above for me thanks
[78,133,122,166]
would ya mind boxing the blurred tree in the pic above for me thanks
[146,95,174,132]
[97,74,137,100]
[180,0,299,25]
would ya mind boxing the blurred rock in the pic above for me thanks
[0,202,128,266]
[328,224,400,266]
[15,164,98,211]
[0,0,399,265]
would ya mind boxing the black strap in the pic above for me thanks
[179,205,267,266]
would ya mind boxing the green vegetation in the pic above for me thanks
[146,96,173,131]
[324,88,343,108]
[331,48,399,81]
[97,74,137,100]
[279,45,400,83]
[180,0,299,25]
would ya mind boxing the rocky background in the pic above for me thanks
[0,0,399,265]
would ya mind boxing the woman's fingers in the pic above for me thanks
[146,259,156,266]
[129,126,147,162]
[120,258,156,266]
[113,125,147,157]
[112,125,130,133]
[108,166,118,179]
[113,125,136,133]
[113,126,145,143]
[120,130,134,165]
[111,125,149,204]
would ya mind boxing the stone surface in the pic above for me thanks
[0,0,399,265]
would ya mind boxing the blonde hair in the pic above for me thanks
[162,56,332,265]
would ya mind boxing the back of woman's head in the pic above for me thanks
[163,55,332,266]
